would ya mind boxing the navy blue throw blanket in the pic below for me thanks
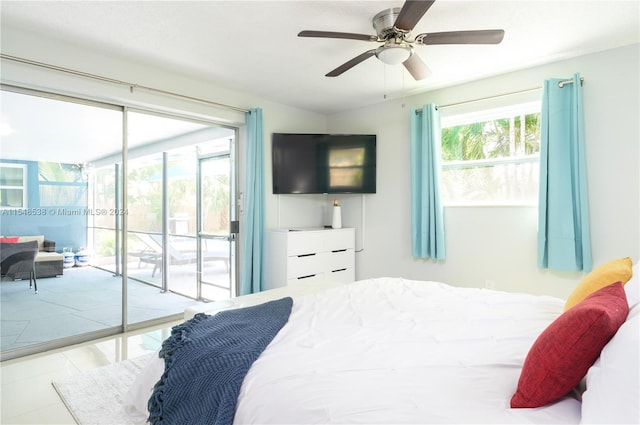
[148,297,293,425]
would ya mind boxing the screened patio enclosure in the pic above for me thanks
[91,115,238,302]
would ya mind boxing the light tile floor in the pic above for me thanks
[0,320,180,424]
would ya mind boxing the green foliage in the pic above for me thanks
[442,122,486,161]
[37,162,87,206]
[124,157,230,235]
[441,113,540,162]
[38,162,84,182]
[440,111,542,204]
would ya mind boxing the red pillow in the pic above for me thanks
[0,237,19,243]
[511,281,629,408]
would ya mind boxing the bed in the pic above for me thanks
[125,258,639,424]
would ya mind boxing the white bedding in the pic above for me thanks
[129,277,582,423]
[234,277,580,424]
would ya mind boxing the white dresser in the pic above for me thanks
[264,228,355,290]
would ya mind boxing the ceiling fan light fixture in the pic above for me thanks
[376,44,412,65]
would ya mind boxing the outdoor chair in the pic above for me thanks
[132,233,229,277]
[0,240,39,293]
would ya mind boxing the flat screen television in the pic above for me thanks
[272,133,376,194]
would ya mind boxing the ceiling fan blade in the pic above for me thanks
[403,53,432,80]
[416,29,505,45]
[394,0,436,32]
[298,30,377,42]
[326,50,377,77]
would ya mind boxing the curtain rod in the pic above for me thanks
[415,77,585,114]
[0,53,250,114]
[558,77,584,88]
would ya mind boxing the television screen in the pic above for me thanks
[272,133,376,194]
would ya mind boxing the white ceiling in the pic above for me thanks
[1,0,638,115]
[0,88,234,164]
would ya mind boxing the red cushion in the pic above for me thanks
[511,281,629,408]
[0,237,19,243]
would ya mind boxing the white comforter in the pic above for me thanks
[234,277,580,424]
[129,277,581,423]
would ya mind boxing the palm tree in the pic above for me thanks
[440,111,541,202]
[442,113,540,161]
[442,122,486,161]
[37,161,86,206]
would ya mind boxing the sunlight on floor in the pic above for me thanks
[0,320,179,424]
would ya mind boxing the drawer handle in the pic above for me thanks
[331,249,347,253]
[331,268,347,273]
[297,253,316,258]
[298,274,316,280]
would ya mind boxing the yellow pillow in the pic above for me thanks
[564,257,633,311]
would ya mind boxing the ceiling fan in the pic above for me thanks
[298,0,505,80]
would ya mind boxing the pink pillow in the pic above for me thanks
[0,237,19,243]
[511,281,629,408]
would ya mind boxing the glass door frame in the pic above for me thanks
[196,138,238,300]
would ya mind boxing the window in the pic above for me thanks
[0,163,26,208]
[38,162,87,207]
[440,102,541,205]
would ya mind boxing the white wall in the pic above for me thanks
[325,44,639,299]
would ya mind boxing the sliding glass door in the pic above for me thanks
[0,87,238,359]
[123,110,237,320]
[0,86,124,358]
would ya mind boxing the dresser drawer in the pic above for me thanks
[322,229,355,251]
[287,253,326,279]
[325,249,354,272]
[327,267,354,284]
[287,231,326,256]
[287,228,354,256]
[287,273,327,286]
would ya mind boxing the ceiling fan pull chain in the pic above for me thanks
[383,64,387,100]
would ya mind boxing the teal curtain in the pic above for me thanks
[410,104,445,260]
[240,108,265,295]
[538,73,592,272]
